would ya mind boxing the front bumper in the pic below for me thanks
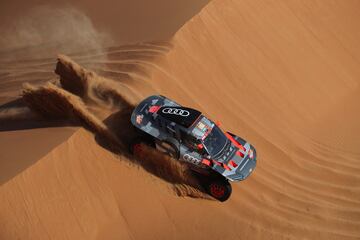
[226,145,257,181]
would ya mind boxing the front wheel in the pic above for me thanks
[206,179,232,202]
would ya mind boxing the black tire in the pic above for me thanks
[206,178,232,202]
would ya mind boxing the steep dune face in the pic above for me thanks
[146,0,360,239]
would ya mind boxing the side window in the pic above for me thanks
[166,124,176,136]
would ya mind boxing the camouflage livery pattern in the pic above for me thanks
[131,95,257,182]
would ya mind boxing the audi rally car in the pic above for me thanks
[130,95,257,201]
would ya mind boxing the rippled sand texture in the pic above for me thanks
[148,0,360,239]
[0,0,360,239]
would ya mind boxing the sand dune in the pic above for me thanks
[145,0,360,239]
[0,0,360,239]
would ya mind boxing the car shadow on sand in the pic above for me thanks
[0,98,79,186]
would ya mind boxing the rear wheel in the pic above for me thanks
[206,178,232,202]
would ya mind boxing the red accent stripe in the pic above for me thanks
[222,163,231,171]
[149,105,160,113]
[212,159,222,166]
[229,160,238,168]
[236,151,245,158]
[212,159,231,171]
[201,159,211,166]
[225,132,246,152]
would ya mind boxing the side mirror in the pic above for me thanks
[197,143,204,150]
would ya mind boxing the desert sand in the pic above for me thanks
[0,0,360,239]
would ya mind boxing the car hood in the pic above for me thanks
[210,134,257,182]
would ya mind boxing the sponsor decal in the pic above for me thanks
[197,122,206,130]
[136,114,144,124]
[182,153,201,165]
[162,107,190,117]
[149,105,160,113]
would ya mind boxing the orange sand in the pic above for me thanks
[0,0,359,239]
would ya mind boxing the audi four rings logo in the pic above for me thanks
[183,154,201,165]
[162,107,190,117]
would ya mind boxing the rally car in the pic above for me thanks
[129,95,257,201]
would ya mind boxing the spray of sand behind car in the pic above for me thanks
[21,54,207,199]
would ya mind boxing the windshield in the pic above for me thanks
[202,125,227,157]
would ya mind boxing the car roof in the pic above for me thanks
[157,106,202,128]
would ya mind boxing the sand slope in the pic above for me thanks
[146,0,360,239]
[0,0,360,239]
